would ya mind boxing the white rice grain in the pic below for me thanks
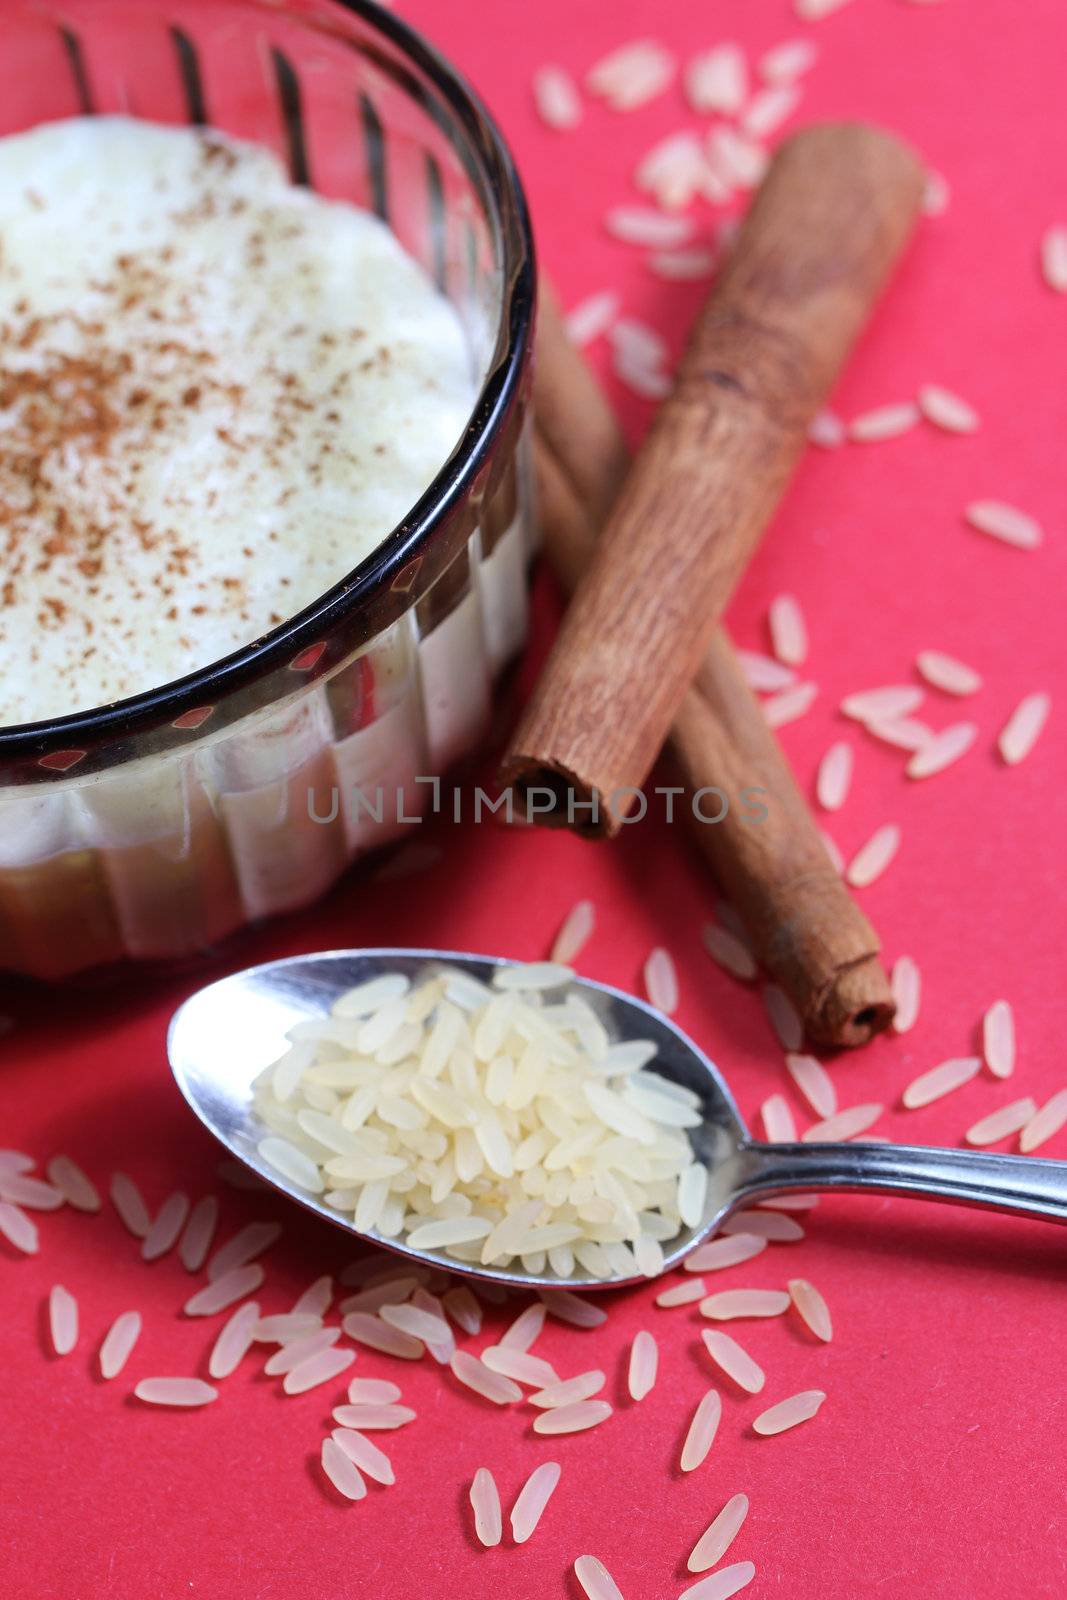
[762,984,803,1050]
[330,1427,395,1484]
[575,1555,626,1600]
[684,43,747,115]
[648,249,717,281]
[0,1200,38,1255]
[134,1377,218,1407]
[511,1460,561,1544]
[788,1278,832,1341]
[906,722,977,779]
[802,1104,883,1142]
[500,1300,546,1350]
[627,1330,657,1400]
[0,1173,62,1209]
[998,692,1051,765]
[688,1493,750,1573]
[742,85,800,139]
[534,65,582,130]
[551,900,596,966]
[481,1347,558,1387]
[209,1300,262,1379]
[586,40,675,111]
[816,741,853,811]
[539,1288,608,1328]
[49,1284,78,1355]
[99,1310,142,1379]
[923,170,950,214]
[257,1137,324,1193]
[808,408,845,448]
[332,1403,415,1429]
[737,649,796,692]
[681,1564,756,1599]
[753,1389,826,1435]
[656,1278,705,1308]
[759,38,818,83]
[768,594,807,666]
[841,685,924,723]
[565,291,619,347]
[108,1174,149,1238]
[343,1312,424,1359]
[46,1156,100,1213]
[1021,1090,1067,1154]
[644,947,679,1015]
[681,1389,721,1471]
[903,1057,980,1109]
[178,1196,219,1272]
[701,1330,764,1393]
[184,1264,265,1318]
[1040,224,1067,293]
[450,1349,522,1403]
[849,401,920,442]
[700,1289,790,1320]
[533,1399,612,1434]
[794,0,853,18]
[761,1094,797,1143]
[965,500,1043,550]
[605,207,694,249]
[918,386,980,434]
[469,1466,502,1547]
[762,681,818,728]
[890,956,922,1033]
[685,1235,767,1273]
[347,1377,403,1405]
[263,1327,341,1375]
[635,131,712,211]
[703,924,758,982]
[321,1436,366,1500]
[916,650,982,695]
[722,1210,804,1243]
[141,1191,190,1262]
[529,1370,606,1408]
[785,1053,836,1119]
[283,1346,356,1395]
[983,999,1016,1079]
[706,126,767,190]
[207,1220,282,1281]
[846,824,901,888]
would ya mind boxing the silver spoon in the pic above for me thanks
[168,948,1067,1292]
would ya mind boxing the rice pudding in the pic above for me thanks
[0,117,478,726]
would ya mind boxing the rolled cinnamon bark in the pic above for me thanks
[528,285,896,1047]
[503,123,925,841]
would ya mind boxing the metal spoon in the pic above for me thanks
[168,948,1067,1291]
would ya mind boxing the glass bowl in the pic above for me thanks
[0,0,535,980]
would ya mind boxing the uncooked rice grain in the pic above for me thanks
[49,1284,78,1355]
[965,500,1043,550]
[786,1054,837,1119]
[841,685,924,723]
[761,1094,797,1143]
[0,1200,38,1254]
[906,722,977,779]
[753,1389,825,1435]
[848,401,920,442]
[348,1377,403,1405]
[533,65,582,130]
[643,946,679,1014]
[802,1104,883,1142]
[768,594,807,666]
[283,1347,356,1396]
[681,1389,722,1471]
[604,207,693,248]
[442,1286,482,1335]
[688,1493,750,1573]
[575,1554,626,1600]
[141,1191,190,1262]
[706,126,767,189]
[1021,1090,1067,1154]
[685,1235,767,1273]
[529,1370,605,1409]
[321,1436,366,1500]
[846,825,901,888]
[816,742,853,812]
[965,1097,1037,1147]
[916,649,982,695]
[762,984,803,1050]
[586,39,675,111]
[890,956,922,1033]
[902,1057,981,1109]
[742,84,800,139]
[134,1377,218,1407]
[0,1173,61,1209]
[264,1327,341,1375]
[635,131,712,211]
[500,1301,546,1351]
[788,1278,832,1342]
[656,1278,705,1308]
[481,1346,559,1386]
[739,650,797,693]
[179,1196,219,1272]
[918,385,979,434]
[628,1330,657,1400]
[795,0,854,16]
[539,1289,608,1328]
[99,1310,142,1379]
[330,1427,395,1485]
[110,1173,150,1238]
[982,1000,1015,1079]
[868,717,934,751]
[923,170,950,214]
[761,681,818,728]
[703,924,758,982]
[551,900,596,966]
[380,1302,452,1346]
[722,1210,804,1242]
[701,1330,764,1394]
[184,1264,265,1318]
[343,1312,423,1360]
[680,1560,756,1599]
[648,249,717,281]
[532,1399,612,1434]
[511,1460,561,1544]
[684,43,747,115]
[565,291,619,347]
[1040,224,1067,292]
[450,1349,522,1403]
[759,38,818,82]
[209,1300,261,1380]
[332,1404,415,1431]
[998,692,1051,765]
[469,1467,502,1547]
[292,1275,333,1318]
[46,1155,100,1212]
[253,1312,322,1343]
[808,408,845,447]
[701,1289,790,1320]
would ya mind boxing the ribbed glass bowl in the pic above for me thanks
[0,0,535,980]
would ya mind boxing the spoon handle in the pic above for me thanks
[737,1139,1067,1224]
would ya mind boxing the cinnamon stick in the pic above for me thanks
[503,123,925,840]
[528,287,897,1048]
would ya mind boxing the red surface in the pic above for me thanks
[3,2,1067,1596]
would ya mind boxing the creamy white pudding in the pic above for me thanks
[0,117,478,725]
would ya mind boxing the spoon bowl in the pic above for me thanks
[169,948,1067,1292]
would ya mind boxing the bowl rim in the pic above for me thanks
[0,0,535,761]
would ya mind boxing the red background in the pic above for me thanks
[3,1,1066,1596]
